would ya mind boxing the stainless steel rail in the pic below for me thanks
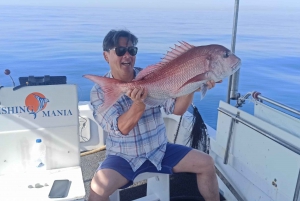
[227,0,240,103]
[223,112,239,164]
[253,92,300,116]
[218,107,300,155]
[294,169,300,201]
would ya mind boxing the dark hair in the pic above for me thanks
[103,29,138,51]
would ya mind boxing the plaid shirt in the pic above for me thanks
[90,67,176,171]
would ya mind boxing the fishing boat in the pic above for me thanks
[0,0,299,201]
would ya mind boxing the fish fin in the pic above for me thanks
[174,73,207,95]
[134,41,195,81]
[200,83,208,99]
[83,74,124,113]
[161,41,195,64]
[133,63,165,81]
[178,73,208,90]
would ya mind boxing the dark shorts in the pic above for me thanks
[96,143,192,189]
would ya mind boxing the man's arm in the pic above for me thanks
[118,87,148,135]
[173,93,194,115]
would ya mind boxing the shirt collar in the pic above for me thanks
[106,68,137,79]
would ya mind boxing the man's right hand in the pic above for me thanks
[126,87,148,103]
[118,87,148,135]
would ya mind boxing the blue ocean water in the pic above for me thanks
[0,6,299,128]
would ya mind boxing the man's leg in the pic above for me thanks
[173,149,219,201]
[89,169,129,201]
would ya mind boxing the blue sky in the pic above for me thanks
[0,0,299,9]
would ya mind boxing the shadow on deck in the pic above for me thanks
[81,150,225,201]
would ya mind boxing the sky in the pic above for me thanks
[0,0,299,10]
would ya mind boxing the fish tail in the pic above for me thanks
[83,74,124,113]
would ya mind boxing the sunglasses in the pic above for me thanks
[110,46,138,57]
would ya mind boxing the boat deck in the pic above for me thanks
[81,150,225,201]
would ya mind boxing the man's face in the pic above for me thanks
[103,37,136,79]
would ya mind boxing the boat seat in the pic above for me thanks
[110,172,170,201]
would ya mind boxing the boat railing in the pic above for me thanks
[227,0,240,102]
[235,91,300,116]
[219,107,300,159]
[252,91,300,116]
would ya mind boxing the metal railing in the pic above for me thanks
[227,0,240,103]
[219,107,300,156]
[252,91,300,116]
[236,91,300,116]
[224,0,300,199]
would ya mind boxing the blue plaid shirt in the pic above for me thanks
[90,67,176,171]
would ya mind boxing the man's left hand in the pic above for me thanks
[195,80,222,92]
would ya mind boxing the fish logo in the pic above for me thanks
[25,92,49,119]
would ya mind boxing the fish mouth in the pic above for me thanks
[231,60,241,72]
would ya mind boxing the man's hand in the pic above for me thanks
[119,87,148,135]
[173,80,223,115]
[126,87,148,103]
[195,80,223,91]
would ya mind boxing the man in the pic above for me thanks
[89,29,220,201]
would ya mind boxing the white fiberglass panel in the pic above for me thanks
[0,85,78,131]
[254,101,300,139]
[214,101,300,201]
[0,85,80,174]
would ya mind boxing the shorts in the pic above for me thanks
[96,143,192,189]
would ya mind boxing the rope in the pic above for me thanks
[80,145,106,156]
[187,103,209,153]
[173,115,183,144]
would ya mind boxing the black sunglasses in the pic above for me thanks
[110,46,138,57]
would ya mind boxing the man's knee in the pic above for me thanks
[90,176,114,199]
[189,150,215,173]
[89,169,128,200]
[89,185,110,201]
[198,153,215,173]
[205,154,214,166]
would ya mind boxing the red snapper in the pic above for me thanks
[84,42,241,113]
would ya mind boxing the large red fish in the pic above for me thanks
[84,42,241,113]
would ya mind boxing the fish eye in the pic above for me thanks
[223,51,231,58]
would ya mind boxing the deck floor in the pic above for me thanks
[81,149,225,201]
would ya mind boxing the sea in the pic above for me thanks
[0,5,299,129]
